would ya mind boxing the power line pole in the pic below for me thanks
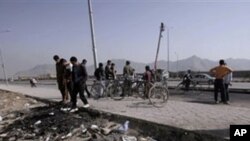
[154,22,165,70]
[167,27,170,72]
[0,30,10,85]
[88,0,98,69]
[0,49,8,85]
[175,52,179,78]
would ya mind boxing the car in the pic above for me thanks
[192,73,215,85]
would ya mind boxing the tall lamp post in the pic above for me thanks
[88,0,98,69]
[0,30,10,85]
[175,52,179,78]
[0,49,8,85]
[167,26,170,72]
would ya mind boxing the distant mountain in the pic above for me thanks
[14,56,250,77]
[14,64,56,78]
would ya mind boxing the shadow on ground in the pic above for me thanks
[194,128,229,140]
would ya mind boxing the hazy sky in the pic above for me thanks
[1,0,250,77]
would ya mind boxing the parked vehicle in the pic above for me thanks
[193,73,215,85]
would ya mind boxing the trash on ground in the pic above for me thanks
[117,120,130,133]
[121,135,137,141]
[34,120,42,125]
[49,112,54,116]
[0,90,158,141]
[61,132,72,139]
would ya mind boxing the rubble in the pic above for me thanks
[0,90,158,141]
[122,135,137,141]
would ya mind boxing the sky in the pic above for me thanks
[0,0,250,77]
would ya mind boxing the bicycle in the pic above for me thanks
[108,75,145,100]
[175,79,201,95]
[113,72,169,108]
[90,79,116,99]
[107,79,124,100]
[90,78,124,100]
[148,76,169,108]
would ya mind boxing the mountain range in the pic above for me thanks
[14,55,250,77]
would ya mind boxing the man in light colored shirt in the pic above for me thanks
[224,63,233,103]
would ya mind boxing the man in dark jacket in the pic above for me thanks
[81,59,92,98]
[53,55,66,103]
[94,63,105,97]
[94,63,105,81]
[69,56,89,112]
[105,60,112,80]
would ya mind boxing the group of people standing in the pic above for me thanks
[54,54,233,109]
[54,56,157,108]
[53,55,90,113]
[94,60,117,82]
[181,59,233,105]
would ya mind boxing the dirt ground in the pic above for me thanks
[0,90,156,141]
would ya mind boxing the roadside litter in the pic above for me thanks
[0,103,158,141]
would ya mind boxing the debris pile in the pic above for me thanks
[0,102,157,141]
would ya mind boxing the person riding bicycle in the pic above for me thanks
[182,69,192,91]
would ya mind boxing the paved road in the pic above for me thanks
[0,84,250,140]
[168,81,250,90]
[6,79,250,90]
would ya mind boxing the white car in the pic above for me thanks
[193,73,215,85]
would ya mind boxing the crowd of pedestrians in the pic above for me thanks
[53,55,155,112]
[53,55,90,112]
[54,54,233,112]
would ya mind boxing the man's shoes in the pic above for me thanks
[215,101,219,104]
[224,101,230,105]
[69,107,78,113]
[83,104,90,108]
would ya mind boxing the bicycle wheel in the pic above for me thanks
[190,82,202,95]
[108,82,124,100]
[175,82,185,94]
[90,82,104,99]
[131,82,144,98]
[148,85,169,108]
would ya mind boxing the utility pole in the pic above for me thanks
[88,0,98,69]
[154,22,165,70]
[175,52,179,78]
[0,30,10,85]
[167,27,170,72]
[0,49,8,85]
